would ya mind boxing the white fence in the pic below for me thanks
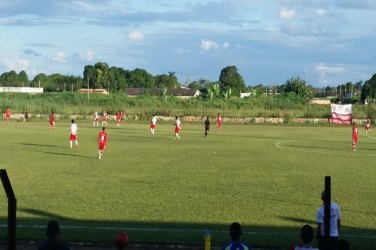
[0,87,43,93]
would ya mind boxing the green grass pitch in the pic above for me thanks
[0,120,375,249]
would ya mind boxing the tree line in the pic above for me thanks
[1,62,376,103]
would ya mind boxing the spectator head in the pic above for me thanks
[115,231,129,249]
[300,224,314,244]
[102,127,106,131]
[229,222,242,241]
[338,239,350,250]
[46,220,61,239]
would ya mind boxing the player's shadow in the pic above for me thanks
[40,151,95,159]
[18,142,60,148]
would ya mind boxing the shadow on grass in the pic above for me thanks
[17,143,60,148]
[0,208,375,250]
[39,151,95,159]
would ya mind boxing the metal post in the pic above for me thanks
[0,169,17,250]
[324,176,331,250]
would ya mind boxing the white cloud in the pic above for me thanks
[313,63,345,84]
[201,39,218,51]
[73,1,96,12]
[316,9,326,16]
[51,52,67,63]
[128,31,144,41]
[223,42,230,49]
[279,8,295,21]
[78,50,95,62]
[0,56,30,72]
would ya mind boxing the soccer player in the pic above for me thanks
[93,111,99,127]
[98,127,108,159]
[216,112,222,133]
[69,119,79,149]
[352,122,358,151]
[174,116,181,140]
[49,112,56,129]
[4,108,11,124]
[116,111,121,127]
[150,115,157,135]
[365,118,371,134]
[102,111,108,126]
[204,116,210,138]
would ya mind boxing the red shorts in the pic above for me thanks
[94,118,98,122]
[353,136,358,144]
[151,124,155,129]
[70,134,77,141]
[99,142,106,150]
[175,127,180,133]
[117,118,121,123]
[50,121,55,125]
[5,115,10,120]
[217,122,222,128]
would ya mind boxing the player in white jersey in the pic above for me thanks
[150,115,157,135]
[174,116,181,140]
[93,111,99,126]
[70,119,79,149]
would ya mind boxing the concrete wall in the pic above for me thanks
[0,87,43,93]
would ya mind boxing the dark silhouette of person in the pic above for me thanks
[222,222,251,250]
[38,220,70,250]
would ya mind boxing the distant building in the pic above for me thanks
[79,88,109,94]
[0,87,43,93]
[240,92,252,98]
[125,88,200,99]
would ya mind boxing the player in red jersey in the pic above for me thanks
[116,111,121,127]
[98,127,108,159]
[365,118,371,134]
[216,112,222,133]
[352,122,358,151]
[4,108,11,124]
[49,112,56,129]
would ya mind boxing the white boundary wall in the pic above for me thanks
[0,87,43,93]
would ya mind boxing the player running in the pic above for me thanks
[98,127,108,159]
[365,118,371,134]
[150,115,157,135]
[116,111,121,127]
[93,111,99,126]
[174,116,181,140]
[49,112,56,129]
[70,119,79,149]
[352,122,358,151]
[4,108,11,124]
[216,112,222,133]
[204,116,210,138]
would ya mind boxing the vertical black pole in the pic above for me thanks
[324,176,331,250]
[0,169,17,250]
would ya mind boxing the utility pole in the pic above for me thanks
[87,76,90,99]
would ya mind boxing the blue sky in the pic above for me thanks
[0,0,375,87]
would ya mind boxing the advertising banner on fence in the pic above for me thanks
[331,104,352,124]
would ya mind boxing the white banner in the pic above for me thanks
[331,104,352,124]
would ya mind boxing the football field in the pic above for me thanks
[0,120,375,249]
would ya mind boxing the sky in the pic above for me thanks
[0,0,375,87]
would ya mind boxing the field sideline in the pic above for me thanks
[0,120,375,249]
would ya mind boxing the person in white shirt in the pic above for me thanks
[150,115,157,135]
[69,119,79,149]
[316,191,341,250]
[93,111,99,127]
[174,116,181,140]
